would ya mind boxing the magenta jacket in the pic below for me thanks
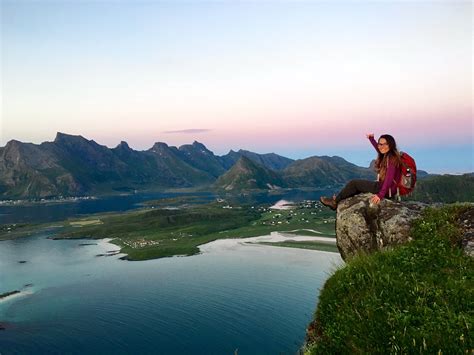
[369,137,401,199]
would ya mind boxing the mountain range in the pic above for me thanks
[0,132,437,199]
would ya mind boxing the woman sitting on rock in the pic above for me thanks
[320,133,401,210]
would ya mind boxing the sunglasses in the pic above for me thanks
[377,142,388,147]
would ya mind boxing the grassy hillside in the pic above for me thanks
[283,156,375,187]
[408,173,474,203]
[214,156,286,191]
[305,204,473,354]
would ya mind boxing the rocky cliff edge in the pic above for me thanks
[335,193,427,261]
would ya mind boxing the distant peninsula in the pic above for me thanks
[0,197,338,260]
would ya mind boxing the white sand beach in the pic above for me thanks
[285,229,324,234]
[269,200,296,210]
[198,231,336,254]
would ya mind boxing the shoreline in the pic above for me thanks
[63,232,338,261]
[198,231,337,254]
[0,196,97,207]
[0,289,33,304]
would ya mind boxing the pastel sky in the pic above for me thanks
[1,0,472,173]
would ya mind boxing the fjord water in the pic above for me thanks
[0,233,341,354]
[0,191,217,224]
[0,189,334,224]
[0,191,340,353]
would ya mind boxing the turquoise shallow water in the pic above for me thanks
[0,233,342,354]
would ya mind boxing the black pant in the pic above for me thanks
[335,179,380,203]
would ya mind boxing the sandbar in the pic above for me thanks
[199,231,336,254]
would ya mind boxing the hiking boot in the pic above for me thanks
[320,196,337,210]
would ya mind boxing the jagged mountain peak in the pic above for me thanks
[237,149,252,154]
[115,141,132,150]
[6,139,22,145]
[150,142,170,150]
[149,142,183,158]
[238,149,278,156]
[192,140,206,148]
[234,155,255,169]
[214,156,285,191]
[54,132,89,144]
[177,141,224,178]
[53,133,113,156]
[4,139,23,149]
[220,149,294,171]
[3,140,30,157]
[179,141,211,154]
[232,155,281,175]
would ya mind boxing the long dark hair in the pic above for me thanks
[375,134,401,181]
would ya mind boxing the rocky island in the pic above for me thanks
[0,290,21,300]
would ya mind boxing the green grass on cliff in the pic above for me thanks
[305,204,473,354]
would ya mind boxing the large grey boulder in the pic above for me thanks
[336,193,426,261]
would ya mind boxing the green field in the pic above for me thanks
[0,199,337,260]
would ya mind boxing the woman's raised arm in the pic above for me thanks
[366,133,379,152]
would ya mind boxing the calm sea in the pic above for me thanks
[0,191,341,354]
[0,234,341,354]
[0,192,216,224]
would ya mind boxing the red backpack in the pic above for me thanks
[397,152,417,196]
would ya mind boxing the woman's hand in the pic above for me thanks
[366,133,374,139]
[370,194,381,204]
